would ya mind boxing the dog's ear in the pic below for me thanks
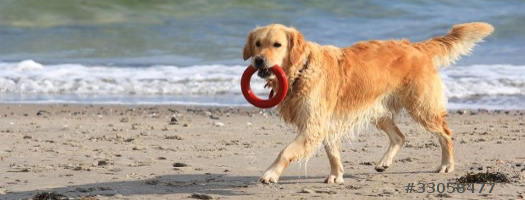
[243,31,255,61]
[287,28,306,66]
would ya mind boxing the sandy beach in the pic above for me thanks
[0,104,523,199]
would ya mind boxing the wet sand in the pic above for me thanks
[0,104,524,199]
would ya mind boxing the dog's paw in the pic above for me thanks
[374,165,389,172]
[435,164,454,173]
[264,77,277,88]
[260,170,280,184]
[324,174,344,184]
[375,158,393,172]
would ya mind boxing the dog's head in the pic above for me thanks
[243,24,306,79]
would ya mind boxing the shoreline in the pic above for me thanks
[0,103,524,199]
[1,102,524,112]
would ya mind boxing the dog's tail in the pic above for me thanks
[415,22,494,68]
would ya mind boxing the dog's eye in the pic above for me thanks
[273,42,281,48]
[255,41,261,47]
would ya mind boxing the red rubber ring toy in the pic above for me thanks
[241,65,288,108]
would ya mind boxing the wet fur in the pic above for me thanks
[242,23,494,184]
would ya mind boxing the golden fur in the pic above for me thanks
[242,22,494,184]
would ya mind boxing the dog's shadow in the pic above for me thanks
[3,170,434,199]
[2,173,328,199]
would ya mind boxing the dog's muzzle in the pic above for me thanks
[253,56,271,78]
[254,56,265,69]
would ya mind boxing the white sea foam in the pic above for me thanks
[0,60,267,96]
[441,64,525,98]
[0,60,524,108]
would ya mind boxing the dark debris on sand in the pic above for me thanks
[190,193,213,199]
[32,192,69,200]
[457,171,511,183]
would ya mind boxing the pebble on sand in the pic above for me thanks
[165,135,183,140]
[299,188,315,193]
[169,116,178,125]
[173,162,189,167]
[97,160,109,166]
[213,122,225,127]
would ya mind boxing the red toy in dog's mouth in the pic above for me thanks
[240,65,288,108]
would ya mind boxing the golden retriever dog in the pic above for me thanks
[242,22,493,184]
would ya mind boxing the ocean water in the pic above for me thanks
[0,0,524,109]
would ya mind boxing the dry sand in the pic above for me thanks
[0,104,524,199]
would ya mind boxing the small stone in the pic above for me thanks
[169,116,178,125]
[98,186,112,191]
[456,110,466,115]
[315,190,337,194]
[213,122,224,127]
[299,188,315,193]
[120,117,129,123]
[132,146,145,151]
[157,157,167,160]
[73,166,84,171]
[360,161,374,166]
[382,188,395,195]
[173,162,189,167]
[209,115,220,120]
[9,168,30,172]
[165,135,183,140]
[76,187,90,193]
[346,185,361,190]
[36,110,49,116]
[23,135,32,139]
[145,179,160,185]
[97,160,108,166]
[436,193,452,198]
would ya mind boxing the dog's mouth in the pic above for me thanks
[257,68,272,79]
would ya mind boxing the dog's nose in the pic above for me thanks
[254,56,265,69]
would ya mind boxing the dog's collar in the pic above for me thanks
[289,56,310,91]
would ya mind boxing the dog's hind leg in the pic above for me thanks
[323,140,344,184]
[434,120,454,173]
[260,128,324,184]
[405,75,454,173]
[374,117,406,172]
[410,111,454,173]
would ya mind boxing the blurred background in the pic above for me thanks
[0,0,524,109]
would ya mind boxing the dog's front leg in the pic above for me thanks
[260,132,323,184]
[324,141,344,184]
[264,76,278,91]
